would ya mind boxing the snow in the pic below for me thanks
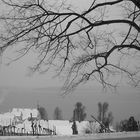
[0,108,102,135]
[0,113,14,126]
[0,109,140,139]
[48,120,71,135]
[0,108,39,126]
[47,120,101,135]
[0,132,140,140]
[11,108,38,120]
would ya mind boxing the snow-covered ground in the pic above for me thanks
[0,108,139,140]
[0,108,103,135]
[14,120,102,135]
[0,132,140,140]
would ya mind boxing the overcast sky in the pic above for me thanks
[0,0,140,126]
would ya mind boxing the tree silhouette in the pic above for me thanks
[127,116,138,131]
[37,106,48,120]
[73,102,86,122]
[102,102,109,123]
[97,102,113,127]
[107,111,114,125]
[53,106,63,120]
[120,119,129,131]
[0,0,140,94]
[119,116,138,132]
[98,102,102,122]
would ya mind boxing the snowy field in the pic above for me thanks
[0,132,140,140]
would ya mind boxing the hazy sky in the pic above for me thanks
[0,85,140,124]
[0,0,140,126]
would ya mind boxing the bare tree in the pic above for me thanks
[102,102,109,122]
[53,106,63,120]
[107,111,114,125]
[97,102,113,127]
[73,102,86,122]
[0,0,140,94]
[97,102,102,122]
[37,106,48,120]
[98,102,109,123]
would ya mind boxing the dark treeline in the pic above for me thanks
[38,101,140,132]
